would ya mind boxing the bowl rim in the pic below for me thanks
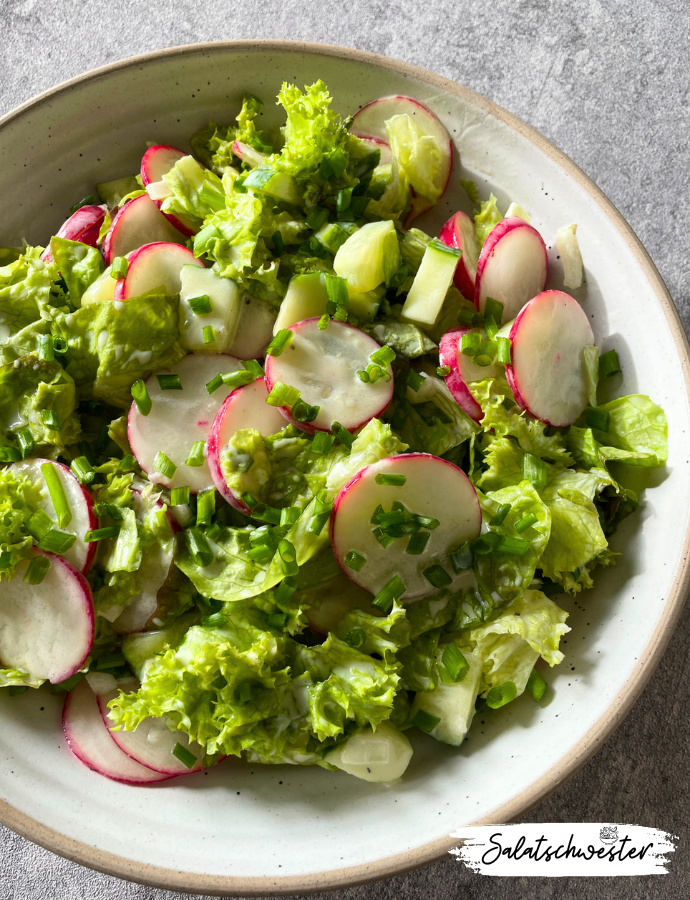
[0,38,689,897]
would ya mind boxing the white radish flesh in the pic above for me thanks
[42,205,107,263]
[438,328,497,423]
[128,351,242,493]
[263,318,394,433]
[331,454,481,600]
[140,144,197,237]
[207,377,286,513]
[178,265,241,353]
[327,721,413,783]
[0,551,94,684]
[273,274,327,335]
[102,194,187,264]
[506,290,595,427]
[438,211,479,302]
[232,140,267,168]
[228,295,277,359]
[114,242,204,301]
[474,217,548,322]
[63,679,171,784]
[9,458,96,572]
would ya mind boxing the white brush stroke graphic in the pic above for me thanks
[449,824,677,876]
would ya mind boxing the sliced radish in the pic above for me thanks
[42,205,107,263]
[232,140,268,168]
[98,685,205,775]
[207,378,287,513]
[0,551,94,684]
[140,144,197,237]
[63,679,172,784]
[506,290,595,427]
[128,352,242,492]
[357,136,392,166]
[113,242,204,301]
[474,217,548,322]
[438,328,497,423]
[331,454,481,601]
[438,211,479,302]
[228,295,278,359]
[264,318,394,433]
[9,458,96,573]
[102,194,187,264]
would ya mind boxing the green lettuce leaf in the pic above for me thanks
[0,466,43,580]
[591,395,668,467]
[362,317,436,358]
[0,319,50,366]
[161,156,225,226]
[0,248,61,340]
[191,95,273,171]
[49,237,104,307]
[474,194,502,247]
[391,372,478,456]
[385,114,444,203]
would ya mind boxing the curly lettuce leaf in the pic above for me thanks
[474,194,502,246]
[0,466,43,580]
[191,95,273,171]
[362,317,436,358]
[391,371,478,456]
[592,395,668,467]
[385,114,444,203]
[0,248,61,339]
[49,237,104,308]
[161,155,225,226]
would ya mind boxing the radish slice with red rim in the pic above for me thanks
[102,194,187,264]
[357,136,393,166]
[140,144,197,237]
[438,328,497,423]
[113,241,204,300]
[42,205,107,263]
[438,211,479,302]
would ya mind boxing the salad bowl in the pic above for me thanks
[0,40,688,895]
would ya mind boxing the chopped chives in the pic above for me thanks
[345,627,366,649]
[497,535,531,556]
[39,409,61,431]
[41,462,71,528]
[93,502,123,520]
[246,544,274,563]
[441,643,469,683]
[17,428,35,459]
[241,492,258,509]
[222,369,255,391]
[110,256,129,279]
[484,297,504,326]
[271,230,285,255]
[374,472,407,487]
[584,406,610,433]
[422,564,452,589]
[373,527,397,549]
[78,440,97,467]
[311,431,335,455]
[461,331,482,357]
[0,551,12,569]
[118,454,136,471]
[514,512,538,533]
[202,325,216,345]
[495,336,512,365]
[377,509,406,528]
[372,574,405,611]
[23,555,51,585]
[344,550,366,571]
[370,345,396,367]
[331,421,354,451]
[406,532,430,555]
[266,381,301,408]
[84,526,120,542]
[242,358,264,379]
[325,274,349,321]
[206,374,224,394]
[154,451,177,479]
[268,612,290,629]
[457,306,475,326]
[489,503,511,527]
[484,316,499,341]
[318,314,331,330]
[522,453,547,490]
[277,539,299,576]
[185,441,205,467]
[252,505,282,525]
[205,522,226,542]
[274,577,297,605]
[171,486,190,506]
[436,365,451,378]
[196,488,215,525]
[172,742,197,770]
[470,531,502,555]
[156,374,182,391]
[266,329,293,357]
[188,527,214,567]
[291,398,320,422]
[188,294,213,315]
[599,348,621,378]
[307,511,331,535]
[38,334,54,361]
[193,223,220,256]
[336,186,353,212]
[280,506,302,526]
[0,445,21,462]
[131,379,152,416]
[306,206,329,231]
[407,370,425,392]
[411,709,441,733]
[412,514,440,530]
[38,529,77,553]
[53,336,68,355]
[70,194,99,213]
[486,680,517,709]
[474,340,497,367]
[527,668,548,702]
[450,541,473,573]
[26,509,53,540]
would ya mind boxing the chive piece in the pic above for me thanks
[305,206,329,231]
[461,332,482,358]
[202,325,216,345]
[0,551,13,569]
[374,473,407,487]
[154,452,177,479]
[411,709,441,734]
[514,512,538,533]
[271,230,285,256]
[70,194,99,213]
[206,374,224,395]
[412,514,440,530]
[370,345,396,367]
[307,511,331,535]
[522,453,547,490]
[118,454,136,471]
[318,314,331,330]
[171,486,190,506]
[277,539,299,576]
[193,223,220,255]
[172,742,198,770]
[196,488,215,526]
[526,667,547,702]
[336,186,353,212]
[84,526,120,542]
[470,531,503,555]
[407,370,425,392]
[422,564,452,589]
[494,336,511,365]
[205,522,226,542]
[331,421,354,451]
[188,294,213,315]
[377,509,405,528]
[280,506,302,526]
[266,381,301,408]
[442,643,470,683]
[78,440,97,467]
[372,574,406,611]
[457,307,475,326]
[292,398,320,423]
[26,509,54,541]
[268,612,290,629]
[185,441,205,467]
[129,378,152,416]
[449,541,472,573]
[266,329,293,357]
[584,406,610,433]
[202,612,226,628]
[0,445,21,462]
[274,577,297,606]
[489,503,511,527]
[486,680,517,709]
[311,431,335,455]
[599,348,621,378]
[406,531,430,555]
[345,627,366,649]
[93,502,123,520]
[70,456,95,486]
[17,428,35,459]
[373,527,396,549]
[474,340,497,367]
[39,409,61,431]
[484,297,504,326]
[325,274,349,321]
[24,555,51,585]
[436,365,451,378]
[247,544,275,563]
[53,336,68,355]
[344,550,366,571]
[242,358,264,379]
[484,316,499,341]
[241,492,258,509]
[38,333,54,361]
[110,256,129,279]
[188,527,214,567]
[38,529,77,553]
[252,505,282,525]
[497,535,531,556]
[156,374,183,391]
[222,369,255,391]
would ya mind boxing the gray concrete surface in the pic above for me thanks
[0,0,688,897]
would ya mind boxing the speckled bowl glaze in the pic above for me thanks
[0,41,688,896]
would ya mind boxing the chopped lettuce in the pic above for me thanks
[362,317,436,358]
[474,194,502,246]
[385,114,444,203]
[49,237,104,307]
[0,466,43,580]
[161,156,225,226]
[0,248,61,340]
[591,395,668,467]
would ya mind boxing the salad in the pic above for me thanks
[0,82,668,786]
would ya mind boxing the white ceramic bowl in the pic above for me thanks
[0,41,689,895]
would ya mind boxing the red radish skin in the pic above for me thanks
[102,194,187,264]
[263,317,394,434]
[0,550,94,684]
[63,679,172,785]
[231,140,268,168]
[474,217,548,321]
[207,377,287,514]
[506,290,595,427]
[439,211,479,302]
[114,241,204,300]
[438,328,498,423]
[42,205,107,263]
[140,144,197,237]
[356,135,393,166]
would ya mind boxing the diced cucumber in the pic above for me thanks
[334,220,400,294]
[410,646,482,746]
[327,721,413,783]
[96,175,140,208]
[81,267,115,304]
[402,238,461,326]
[505,201,531,222]
[179,265,241,353]
[243,167,300,205]
[273,273,328,334]
[316,221,351,254]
